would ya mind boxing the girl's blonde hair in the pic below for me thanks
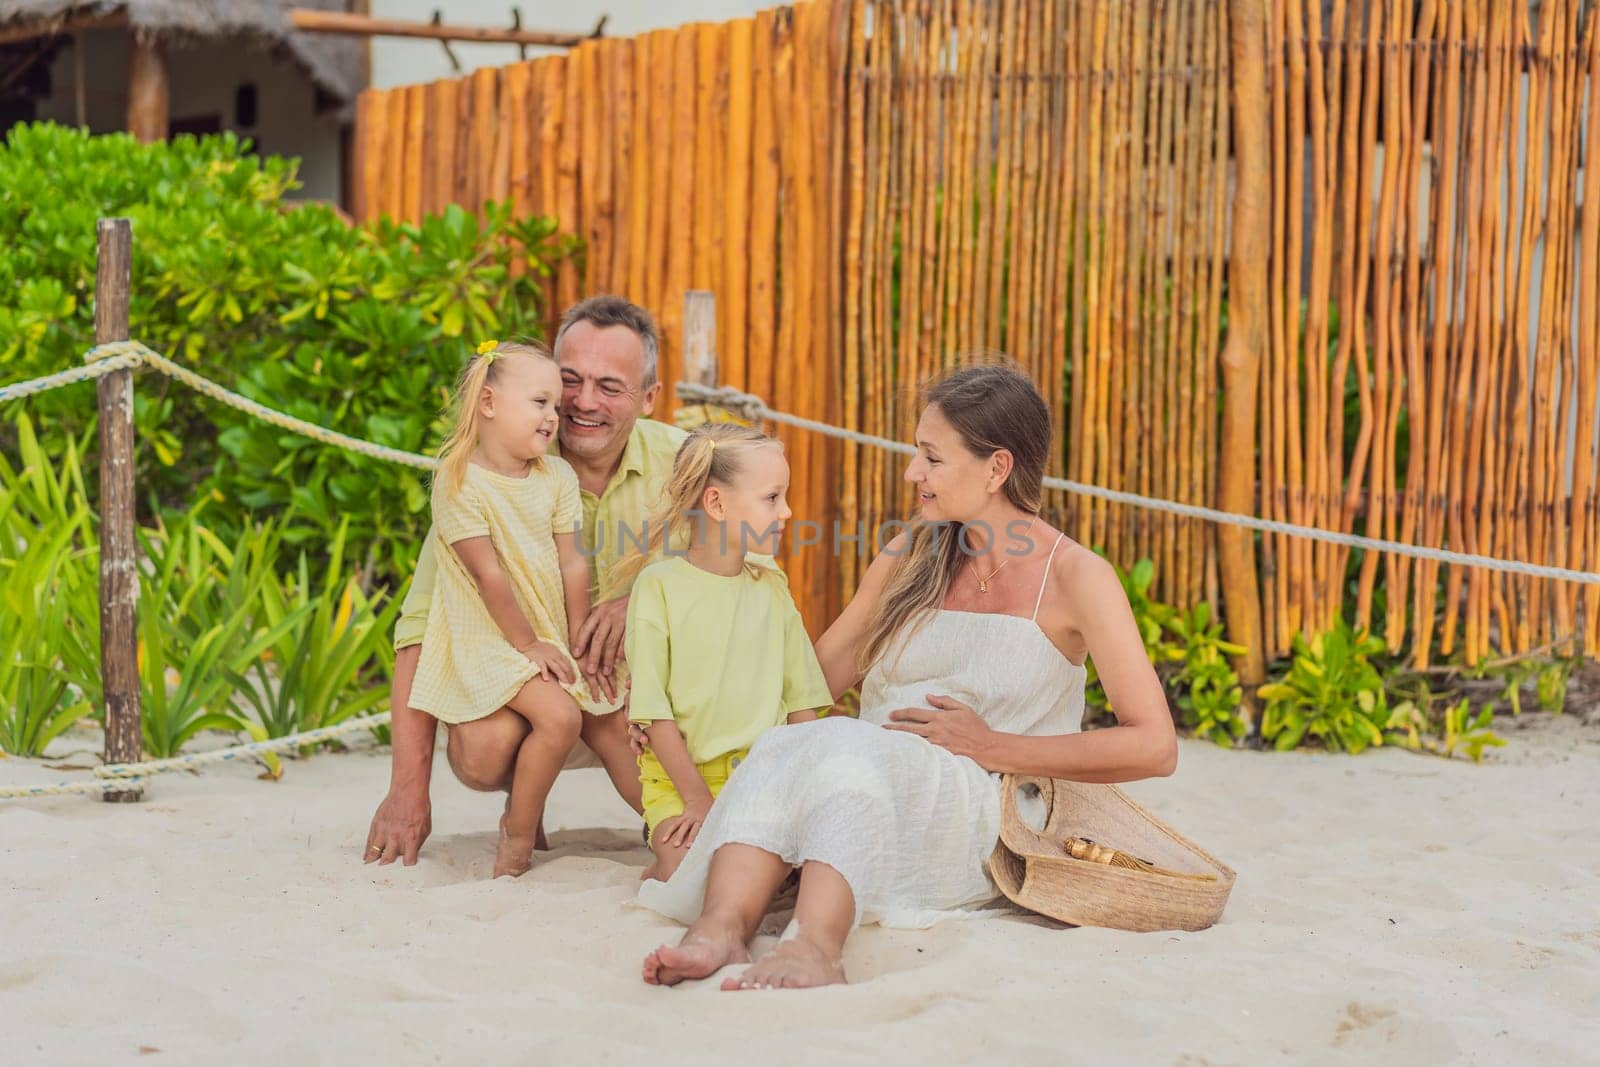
[435,341,555,493]
[859,363,1052,670]
[610,422,782,589]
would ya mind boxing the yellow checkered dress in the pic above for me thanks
[410,458,619,723]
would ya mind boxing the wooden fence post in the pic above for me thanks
[1219,1,1270,728]
[95,218,142,801]
[684,289,718,387]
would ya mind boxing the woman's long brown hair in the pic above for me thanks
[859,363,1053,670]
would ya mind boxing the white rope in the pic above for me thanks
[0,713,390,801]
[10,353,1595,584]
[85,341,437,469]
[0,775,148,799]
[677,382,1600,587]
[0,351,142,402]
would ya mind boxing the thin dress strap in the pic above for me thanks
[1032,532,1067,622]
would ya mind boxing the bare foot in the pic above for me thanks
[502,797,549,852]
[721,935,845,990]
[493,813,535,878]
[642,919,751,986]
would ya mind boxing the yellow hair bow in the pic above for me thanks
[475,339,499,358]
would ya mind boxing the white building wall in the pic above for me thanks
[32,29,345,202]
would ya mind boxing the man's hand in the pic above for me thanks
[363,786,433,866]
[573,596,629,701]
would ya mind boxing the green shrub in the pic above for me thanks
[1082,555,1248,746]
[1,412,399,761]
[1166,602,1248,746]
[0,122,575,586]
[1257,620,1390,753]
[232,518,402,743]
[0,417,98,755]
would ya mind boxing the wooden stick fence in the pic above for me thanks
[352,0,1600,673]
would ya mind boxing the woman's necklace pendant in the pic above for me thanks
[978,579,989,593]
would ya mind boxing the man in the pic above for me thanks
[363,296,687,865]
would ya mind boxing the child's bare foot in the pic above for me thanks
[721,935,846,990]
[494,813,536,878]
[503,797,549,852]
[642,917,750,986]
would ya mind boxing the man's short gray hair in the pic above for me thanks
[552,295,662,388]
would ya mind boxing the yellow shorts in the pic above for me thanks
[639,746,748,845]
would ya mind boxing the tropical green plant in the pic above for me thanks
[1257,620,1390,753]
[132,512,311,758]
[232,518,401,743]
[1383,693,1506,763]
[1117,557,1179,658]
[0,416,99,754]
[1166,602,1248,747]
[0,521,94,755]
[0,122,576,587]
[1080,555,1249,745]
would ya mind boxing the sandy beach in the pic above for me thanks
[4,711,1598,1066]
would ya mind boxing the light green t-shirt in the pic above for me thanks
[625,556,832,764]
[395,417,688,649]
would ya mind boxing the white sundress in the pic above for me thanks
[635,534,1087,929]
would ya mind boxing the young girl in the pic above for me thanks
[410,340,628,878]
[616,424,832,882]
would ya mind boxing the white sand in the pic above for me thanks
[5,713,1599,1066]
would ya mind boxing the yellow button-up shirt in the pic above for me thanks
[394,416,687,649]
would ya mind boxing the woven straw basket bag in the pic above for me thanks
[988,774,1236,932]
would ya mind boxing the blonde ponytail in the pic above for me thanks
[609,422,780,590]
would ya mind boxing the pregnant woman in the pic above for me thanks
[637,363,1179,989]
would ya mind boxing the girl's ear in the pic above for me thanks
[477,385,496,420]
[701,484,726,522]
[987,449,1014,494]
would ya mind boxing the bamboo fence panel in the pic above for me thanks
[1259,0,1599,664]
[350,0,1596,659]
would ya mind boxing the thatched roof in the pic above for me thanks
[0,1,364,103]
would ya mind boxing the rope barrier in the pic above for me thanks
[0,350,142,403]
[0,713,390,801]
[1,344,1597,801]
[85,341,438,470]
[676,382,1600,587]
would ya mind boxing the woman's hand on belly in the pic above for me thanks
[883,695,997,767]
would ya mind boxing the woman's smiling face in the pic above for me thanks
[904,402,992,523]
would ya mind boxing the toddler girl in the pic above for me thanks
[410,341,623,877]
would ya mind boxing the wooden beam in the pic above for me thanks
[287,9,598,49]
[126,33,168,142]
[94,218,143,802]
[0,11,125,46]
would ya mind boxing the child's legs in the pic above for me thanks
[580,710,644,815]
[637,748,747,881]
[647,837,692,883]
[500,678,583,840]
[445,709,530,792]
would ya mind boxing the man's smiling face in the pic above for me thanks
[555,320,660,463]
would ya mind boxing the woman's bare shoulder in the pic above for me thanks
[1041,536,1122,627]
